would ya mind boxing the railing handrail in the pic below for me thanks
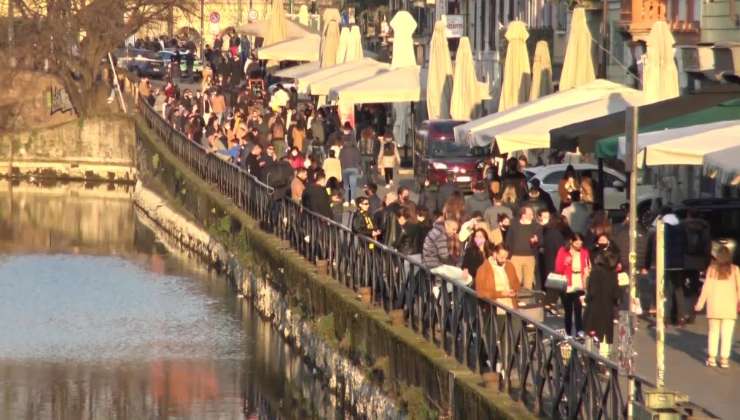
[130,84,709,419]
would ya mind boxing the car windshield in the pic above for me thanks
[136,51,160,60]
[428,141,480,158]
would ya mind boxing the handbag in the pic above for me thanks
[545,272,568,291]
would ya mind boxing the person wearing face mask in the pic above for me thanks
[462,228,491,280]
[591,233,621,270]
[555,233,591,337]
[490,213,511,246]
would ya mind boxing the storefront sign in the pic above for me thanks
[445,15,464,38]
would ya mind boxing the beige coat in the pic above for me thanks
[696,265,740,320]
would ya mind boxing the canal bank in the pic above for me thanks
[134,113,535,419]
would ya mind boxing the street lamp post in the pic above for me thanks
[625,105,639,419]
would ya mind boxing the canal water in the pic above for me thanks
[0,181,343,420]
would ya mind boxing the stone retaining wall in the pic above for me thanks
[0,116,136,181]
[134,115,535,420]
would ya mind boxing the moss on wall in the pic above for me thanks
[134,116,536,420]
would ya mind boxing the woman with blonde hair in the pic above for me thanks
[695,246,739,368]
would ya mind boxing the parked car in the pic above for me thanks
[524,163,660,212]
[157,49,203,80]
[413,120,486,190]
[673,198,740,264]
[115,48,165,78]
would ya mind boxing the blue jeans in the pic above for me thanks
[342,168,360,202]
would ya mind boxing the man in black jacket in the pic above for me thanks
[393,206,421,255]
[682,209,711,322]
[302,169,332,220]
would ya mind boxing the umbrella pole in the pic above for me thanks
[626,106,639,420]
[655,219,666,389]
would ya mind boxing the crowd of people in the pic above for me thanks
[134,31,738,366]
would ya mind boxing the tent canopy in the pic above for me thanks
[480,89,645,154]
[454,79,637,146]
[550,85,740,154]
[273,61,321,79]
[616,120,740,181]
[309,61,390,96]
[328,66,426,104]
[239,19,312,39]
[596,100,740,158]
[257,34,320,62]
[296,57,388,94]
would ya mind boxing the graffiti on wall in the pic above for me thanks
[49,85,74,115]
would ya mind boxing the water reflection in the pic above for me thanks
[0,182,344,420]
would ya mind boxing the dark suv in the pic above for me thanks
[674,198,740,264]
[413,120,486,189]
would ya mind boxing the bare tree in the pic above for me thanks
[9,0,195,116]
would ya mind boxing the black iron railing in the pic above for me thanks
[136,95,654,419]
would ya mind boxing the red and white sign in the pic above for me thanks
[209,12,220,24]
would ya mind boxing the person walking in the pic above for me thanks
[584,249,621,349]
[694,246,739,368]
[339,140,362,202]
[683,209,712,323]
[377,136,400,186]
[505,206,542,289]
[555,233,591,337]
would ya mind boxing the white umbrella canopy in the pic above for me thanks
[450,37,480,121]
[264,0,288,46]
[320,9,341,68]
[559,7,595,91]
[643,20,679,102]
[499,21,531,112]
[309,61,390,96]
[530,40,553,101]
[258,34,320,62]
[328,66,425,104]
[455,79,633,145]
[390,11,418,69]
[273,61,321,79]
[296,57,387,94]
[484,89,645,153]
[426,19,453,120]
[617,121,740,181]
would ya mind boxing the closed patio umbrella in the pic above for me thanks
[336,26,351,64]
[530,40,553,101]
[298,4,310,26]
[320,9,341,68]
[450,37,480,120]
[559,7,595,91]
[643,20,679,102]
[264,0,288,46]
[258,34,320,62]
[498,21,531,112]
[390,11,418,69]
[347,25,364,61]
[426,19,453,120]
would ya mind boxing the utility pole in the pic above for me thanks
[625,105,639,420]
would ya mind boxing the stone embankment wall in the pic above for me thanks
[133,182,400,418]
[0,116,137,181]
[134,116,535,420]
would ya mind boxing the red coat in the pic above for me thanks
[555,246,591,288]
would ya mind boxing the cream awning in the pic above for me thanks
[454,79,636,146]
[328,66,425,104]
[273,62,321,79]
[296,57,387,94]
[257,34,320,62]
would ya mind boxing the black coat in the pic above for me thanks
[394,223,421,255]
[302,184,332,220]
[584,265,620,343]
[461,242,485,278]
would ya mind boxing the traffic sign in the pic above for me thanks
[209,12,220,24]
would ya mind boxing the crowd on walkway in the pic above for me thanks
[134,32,738,368]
